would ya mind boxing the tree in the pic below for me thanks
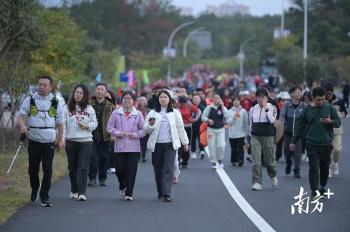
[32,9,87,93]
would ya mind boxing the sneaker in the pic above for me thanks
[99,179,107,186]
[271,176,278,187]
[231,162,238,166]
[319,186,326,196]
[120,189,126,198]
[163,195,172,202]
[294,170,301,179]
[158,193,164,200]
[70,192,78,199]
[142,158,147,163]
[328,168,333,178]
[285,163,292,175]
[190,152,197,159]
[218,162,224,168]
[301,153,307,161]
[251,182,262,190]
[125,196,133,201]
[246,155,253,163]
[200,151,205,160]
[78,195,87,201]
[30,190,38,202]
[109,168,116,174]
[211,163,217,169]
[238,162,244,167]
[333,162,339,175]
[88,178,97,187]
[41,200,53,207]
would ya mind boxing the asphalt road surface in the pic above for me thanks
[1,118,350,232]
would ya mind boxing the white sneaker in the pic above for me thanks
[125,196,133,201]
[271,177,278,187]
[120,189,126,197]
[333,162,339,175]
[109,168,116,174]
[211,163,217,169]
[301,153,307,161]
[78,195,87,201]
[190,152,197,159]
[251,182,262,190]
[69,192,78,199]
[219,162,224,168]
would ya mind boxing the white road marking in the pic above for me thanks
[216,167,276,232]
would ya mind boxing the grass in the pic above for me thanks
[0,145,68,225]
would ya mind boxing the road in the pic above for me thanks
[1,118,350,232]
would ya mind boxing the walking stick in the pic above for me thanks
[6,133,26,175]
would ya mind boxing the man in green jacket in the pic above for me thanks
[290,87,340,199]
[88,83,115,187]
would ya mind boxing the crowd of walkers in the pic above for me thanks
[17,71,348,206]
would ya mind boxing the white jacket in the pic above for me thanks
[144,108,189,152]
[227,106,249,138]
[64,105,98,142]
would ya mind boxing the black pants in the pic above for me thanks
[28,139,55,201]
[306,143,333,193]
[179,126,192,166]
[229,137,245,164]
[343,95,349,108]
[152,143,176,197]
[191,123,204,153]
[275,135,284,161]
[140,134,149,160]
[115,152,139,197]
[89,141,111,181]
[65,141,93,195]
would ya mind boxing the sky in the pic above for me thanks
[42,0,292,16]
[172,0,292,16]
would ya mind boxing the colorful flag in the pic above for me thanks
[95,72,101,82]
[143,70,150,84]
[128,70,135,88]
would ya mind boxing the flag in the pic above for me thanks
[143,70,150,84]
[120,72,128,82]
[128,70,135,88]
[95,72,101,82]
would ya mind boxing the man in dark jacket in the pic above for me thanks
[280,87,306,178]
[290,87,340,199]
[88,83,115,187]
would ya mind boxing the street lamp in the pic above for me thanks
[183,27,205,58]
[238,37,254,81]
[303,0,308,86]
[164,21,195,84]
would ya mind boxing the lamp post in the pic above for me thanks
[164,21,195,84]
[303,0,308,86]
[183,27,204,58]
[238,37,254,81]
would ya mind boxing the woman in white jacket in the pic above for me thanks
[227,96,249,167]
[144,90,189,202]
[64,84,97,201]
